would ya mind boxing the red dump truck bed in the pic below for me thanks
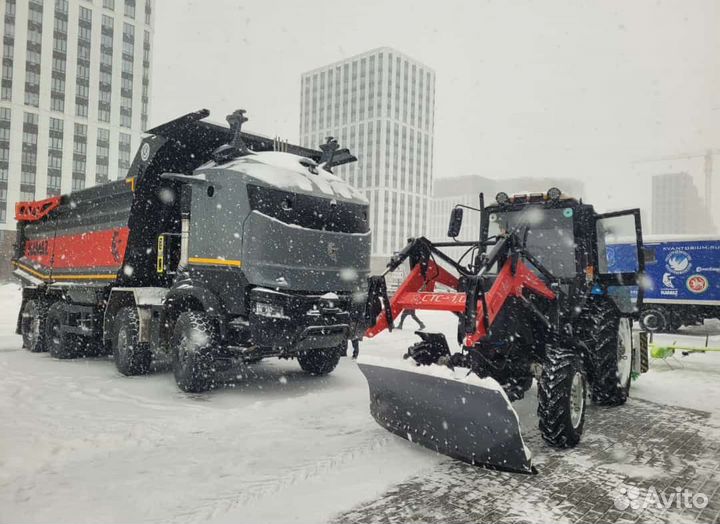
[13,180,135,285]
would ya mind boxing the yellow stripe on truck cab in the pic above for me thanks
[188,257,242,268]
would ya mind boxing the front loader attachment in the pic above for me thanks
[358,356,535,474]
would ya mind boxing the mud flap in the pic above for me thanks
[633,331,649,374]
[357,357,535,474]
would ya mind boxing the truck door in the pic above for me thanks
[594,209,644,318]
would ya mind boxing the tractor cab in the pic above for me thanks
[482,192,592,283]
[448,188,645,319]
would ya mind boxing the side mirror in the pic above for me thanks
[447,207,464,238]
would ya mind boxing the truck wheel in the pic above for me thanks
[45,302,79,359]
[21,299,49,353]
[297,346,341,375]
[639,307,668,333]
[113,307,152,376]
[537,348,586,448]
[666,315,683,332]
[172,311,218,393]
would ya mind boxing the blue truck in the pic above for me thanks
[608,235,720,332]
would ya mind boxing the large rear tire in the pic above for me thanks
[172,311,218,393]
[537,347,587,448]
[582,300,632,406]
[21,299,49,353]
[297,347,341,375]
[113,307,152,376]
[45,302,80,359]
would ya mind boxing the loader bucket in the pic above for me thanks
[357,356,534,474]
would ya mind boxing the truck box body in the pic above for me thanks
[642,236,720,305]
[608,234,720,330]
[15,181,133,283]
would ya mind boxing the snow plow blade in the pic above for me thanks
[358,357,534,474]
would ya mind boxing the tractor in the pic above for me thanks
[358,188,649,473]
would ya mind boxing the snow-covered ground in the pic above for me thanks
[631,322,720,416]
[1,282,719,523]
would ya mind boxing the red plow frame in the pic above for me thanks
[366,256,555,347]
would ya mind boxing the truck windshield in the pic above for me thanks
[487,206,577,278]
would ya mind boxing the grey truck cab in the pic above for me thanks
[180,145,370,352]
[102,109,370,392]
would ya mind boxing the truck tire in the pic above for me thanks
[45,302,80,359]
[113,307,152,376]
[21,299,49,353]
[172,311,218,393]
[297,347,341,375]
[582,300,632,406]
[639,307,668,333]
[666,314,683,332]
[537,347,586,448]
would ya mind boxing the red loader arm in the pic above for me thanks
[365,257,555,346]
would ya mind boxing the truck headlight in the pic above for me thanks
[254,302,287,319]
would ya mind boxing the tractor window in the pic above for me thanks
[596,215,640,274]
[595,211,643,316]
[488,207,577,278]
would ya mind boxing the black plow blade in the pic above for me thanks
[357,357,535,474]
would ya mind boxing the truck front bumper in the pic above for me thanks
[248,288,365,352]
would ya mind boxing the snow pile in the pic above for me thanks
[217,151,367,204]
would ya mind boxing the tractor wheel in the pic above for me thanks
[113,307,152,376]
[639,307,668,333]
[592,317,633,406]
[21,299,50,353]
[171,311,218,393]
[45,302,80,359]
[582,300,633,406]
[537,348,587,448]
[297,346,341,375]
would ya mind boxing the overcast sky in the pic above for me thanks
[151,0,720,211]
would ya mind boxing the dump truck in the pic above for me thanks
[15,109,370,392]
[359,188,649,473]
[607,234,720,332]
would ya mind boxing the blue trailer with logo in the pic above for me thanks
[608,235,720,332]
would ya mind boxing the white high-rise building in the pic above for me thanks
[299,47,435,272]
[635,151,719,235]
[0,0,153,274]
[651,172,716,235]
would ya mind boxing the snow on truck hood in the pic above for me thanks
[204,151,368,205]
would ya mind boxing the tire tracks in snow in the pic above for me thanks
[163,431,394,524]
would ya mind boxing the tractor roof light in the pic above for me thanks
[547,187,562,201]
[495,192,510,205]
